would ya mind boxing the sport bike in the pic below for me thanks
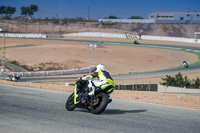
[65,79,112,114]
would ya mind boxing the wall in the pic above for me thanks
[63,32,139,39]
[63,32,200,44]
[98,18,200,24]
[158,84,200,94]
[1,32,199,44]
[0,33,47,38]
[98,19,155,23]
[0,66,96,77]
[141,35,200,43]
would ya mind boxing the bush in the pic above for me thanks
[10,60,34,71]
[160,72,200,89]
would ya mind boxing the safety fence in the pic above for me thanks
[0,66,96,77]
[0,33,47,38]
[115,84,158,91]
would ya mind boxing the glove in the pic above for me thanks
[77,77,82,82]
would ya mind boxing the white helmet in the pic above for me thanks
[96,64,105,71]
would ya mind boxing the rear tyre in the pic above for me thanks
[90,93,109,114]
[65,93,76,111]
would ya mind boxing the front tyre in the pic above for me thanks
[90,93,109,114]
[65,93,76,111]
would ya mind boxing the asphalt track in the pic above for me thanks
[19,38,200,82]
[0,84,200,133]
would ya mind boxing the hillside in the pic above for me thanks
[0,20,200,38]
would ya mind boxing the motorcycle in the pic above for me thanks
[6,74,21,82]
[183,61,189,68]
[65,79,113,114]
[133,40,140,45]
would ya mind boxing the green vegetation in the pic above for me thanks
[160,72,200,89]
[20,4,38,17]
[128,16,144,19]
[0,5,16,17]
[10,60,34,71]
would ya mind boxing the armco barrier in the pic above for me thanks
[0,66,96,77]
[0,33,47,38]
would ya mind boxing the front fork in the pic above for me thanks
[74,84,80,104]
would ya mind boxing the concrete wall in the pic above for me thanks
[63,32,200,44]
[98,19,155,23]
[0,33,47,38]
[63,32,139,39]
[98,18,200,24]
[141,35,200,44]
[158,84,200,94]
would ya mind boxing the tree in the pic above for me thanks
[30,4,38,13]
[160,72,200,89]
[20,4,38,17]
[108,15,119,19]
[21,6,29,16]
[174,72,184,87]
[5,6,16,16]
[0,5,6,17]
[193,77,200,88]
[183,76,191,88]
[129,16,144,19]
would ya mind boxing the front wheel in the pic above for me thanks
[90,93,109,114]
[65,93,76,111]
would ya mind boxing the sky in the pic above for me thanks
[1,0,200,19]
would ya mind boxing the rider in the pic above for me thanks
[79,64,115,96]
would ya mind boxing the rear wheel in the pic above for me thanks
[65,93,76,111]
[90,93,109,114]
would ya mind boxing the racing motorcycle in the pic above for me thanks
[65,79,112,114]
[6,74,21,82]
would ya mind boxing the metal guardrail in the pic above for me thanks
[0,66,96,77]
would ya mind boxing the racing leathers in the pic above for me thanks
[81,69,115,96]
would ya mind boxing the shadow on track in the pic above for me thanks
[71,109,147,115]
[103,109,147,115]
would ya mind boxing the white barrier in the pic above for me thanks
[0,66,96,77]
[63,32,128,39]
[1,32,199,44]
[0,33,47,38]
[158,84,200,94]
[98,19,155,23]
[63,32,139,40]
[141,35,200,44]
[63,32,200,44]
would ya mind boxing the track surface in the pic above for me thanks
[0,84,200,133]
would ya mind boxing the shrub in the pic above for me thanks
[160,72,200,89]
[10,60,34,71]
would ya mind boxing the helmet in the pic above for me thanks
[96,64,105,71]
